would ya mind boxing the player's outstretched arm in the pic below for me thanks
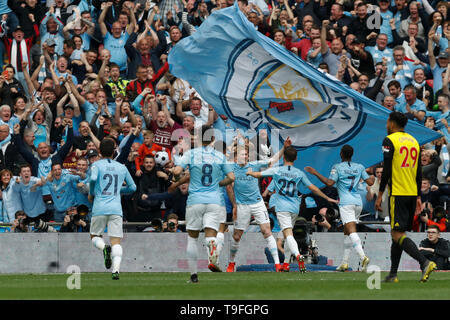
[304,166,335,187]
[307,184,339,205]
[246,169,262,179]
[268,137,291,166]
[219,172,235,187]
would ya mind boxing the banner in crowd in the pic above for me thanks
[168,2,441,184]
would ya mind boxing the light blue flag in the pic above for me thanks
[168,2,441,186]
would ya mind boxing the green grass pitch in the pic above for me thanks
[0,271,449,300]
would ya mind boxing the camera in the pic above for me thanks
[34,219,56,232]
[325,207,339,221]
[168,221,176,230]
[314,213,324,223]
[293,217,312,256]
[420,208,431,217]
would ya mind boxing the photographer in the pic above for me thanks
[300,186,341,232]
[8,211,29,233]
[413,202,449,232]
[59,205,90,232]
[162,213,181,233]
[419,225,450,270]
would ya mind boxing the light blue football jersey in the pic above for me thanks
[176,146,233,206]
[46,170,80,212]
[90,158,136,217]
[12,177,46,218]
[233,160,269,205]
[261,165,312,214]
[328,161,369,206]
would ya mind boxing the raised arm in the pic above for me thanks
[21,61,35,98]
[321,20,330,55]
[65,77,81,117]
[176,89,186,119]
[444,62,450,96]
[98,2,112,38]
[125,3,136,35]
[268,137,291,166]
[428,27,437,69]
[68,76,86,105]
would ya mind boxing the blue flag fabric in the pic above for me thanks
[168,3,441,185]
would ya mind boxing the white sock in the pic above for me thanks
[349,232,365,259]
[229,237,240,263]
[286,235,300,258]
[216,232,225,257]
[265,235,280,264]
[111,244,123,274]
[186,236,199,275]
[342,235,352,264]
[91,236,105,251]
[283,240,291,264]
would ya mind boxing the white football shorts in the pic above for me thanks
[276,211,298,231]
[90,214,123,238]
[339,205,362,225]
[234,200,270,230]
[186,203,226,232]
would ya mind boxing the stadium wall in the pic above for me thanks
[0,232,448,273]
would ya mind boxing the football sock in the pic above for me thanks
[342,235,352,264]
[283,240,291,264]
[399,236,427,269]
[265,235,280,264]
[216,232,225,256]
[91,236,105,251]
[230,237,240,263]
[349,232,365,259]
[186,236,199,275]
[390,240,403,275]
[286,235,300,257]
[111,244,123,274]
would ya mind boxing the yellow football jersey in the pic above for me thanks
[383,132,420,196]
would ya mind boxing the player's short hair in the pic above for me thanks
[200,125,214,143]
[100,138,116,158]
[283,146,297,162]
[388,111,408,128]
[340,145,354,160]
[213,140,227,154]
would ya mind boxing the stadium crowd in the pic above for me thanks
[0,0,448,236]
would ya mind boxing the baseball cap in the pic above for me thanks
[86,149,99,158]
[438,52,449,59]
[63,104,74,110]
[45,38,56,47]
